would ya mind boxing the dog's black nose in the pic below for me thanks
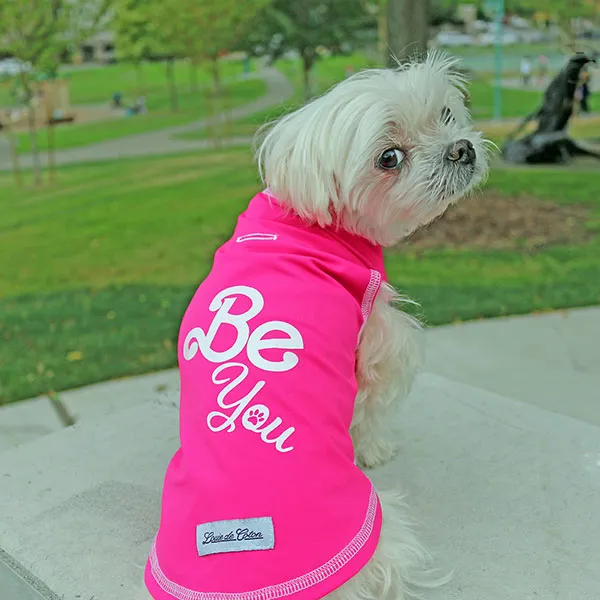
[445,139,476,165]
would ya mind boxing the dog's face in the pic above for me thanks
[257,53,490,246]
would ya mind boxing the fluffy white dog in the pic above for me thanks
[256,53,489,599]
[146,53,489,600]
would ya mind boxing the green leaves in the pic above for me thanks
[147,0,269,63]
[240,0,375,96]
[113,0,163,63]
[0,0,114,70]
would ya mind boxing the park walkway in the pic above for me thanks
[1,68,598,172]
[0,67,294,171]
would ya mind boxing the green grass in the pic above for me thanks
[1,149,599,404]
[0,58,252,108]
[13,78,266,152]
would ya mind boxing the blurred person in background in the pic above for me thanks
[580,67,591,113]
[520,55,533,86]
[537,54,549,85]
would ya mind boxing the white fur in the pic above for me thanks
[327,490,450,600]
[256,53,489,599]
[351,282,424,470]
[257,51,491,247]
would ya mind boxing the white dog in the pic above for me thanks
[145,53,488,600]
[256,53,489,599]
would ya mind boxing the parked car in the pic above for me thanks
[478,30,519,46]
[435,31,474,47]
[0,58,32,76]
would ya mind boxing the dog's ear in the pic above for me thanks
[255,103,341,227]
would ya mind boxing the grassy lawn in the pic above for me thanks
[13,78,266,152]
[0,58,251,108]
[1,149,599,404]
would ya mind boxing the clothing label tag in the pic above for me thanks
[196,517,275,557]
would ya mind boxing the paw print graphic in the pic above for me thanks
[242,405,269,431]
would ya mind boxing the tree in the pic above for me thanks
[386,0,430,67]
[0,0,113,185]
[0,0,68,184]
[242,0,376,99]
[113,0,181,110]
[518,0,599,47]
[368,0,462,64]
[156,0,269,94]
[113,0,159,95]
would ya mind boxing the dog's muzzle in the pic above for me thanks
[445,139,476,166]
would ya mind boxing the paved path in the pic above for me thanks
[1,308,599,599]
[0,68,294,171]
[1,67,598,172]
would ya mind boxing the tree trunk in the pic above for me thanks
[135,63,145,96]
[3,115,22,187]
[378,9,388,64]
[211,56,221,95]
[387,0,430,67]
[166,58,179,113]
[45,88,56,183]
[47,123,57,183]
[20,73,42,185]
[27,104,43,186]
[209,56,224,148]
[301,51,315,100]
[190,58,200,93]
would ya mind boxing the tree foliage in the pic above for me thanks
[241,0,376,97]
[113,0,161,64]
[153,0,269,90]
[519,0,599,22]
[0,0,113,184]
[0,1,69,69]
[435,0,599,21]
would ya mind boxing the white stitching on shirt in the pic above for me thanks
[357,270,382,345]
[361,270,381,322]
[148,485,379,600]
[236,233,278,243]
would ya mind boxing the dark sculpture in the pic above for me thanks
[503,53,600,164]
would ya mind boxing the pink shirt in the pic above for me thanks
[146,191,385,599]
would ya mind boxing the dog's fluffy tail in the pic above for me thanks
[327,489,451,600]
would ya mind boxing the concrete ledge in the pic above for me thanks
[0,400,177,600]
[1,372,599,599]
[0,369,179,454]
[426,307,600,425]
[0,550,54,600]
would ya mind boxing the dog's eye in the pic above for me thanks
[377,148,405,170]
[441,107,455,124]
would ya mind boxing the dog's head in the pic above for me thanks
[256,53,490,246]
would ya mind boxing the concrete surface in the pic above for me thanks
[1,308,599,599]
[426,307,600,426]
[0,369,179,454]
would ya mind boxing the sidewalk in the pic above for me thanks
[1,307,599,599]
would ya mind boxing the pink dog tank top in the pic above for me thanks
[146,191,386,599]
